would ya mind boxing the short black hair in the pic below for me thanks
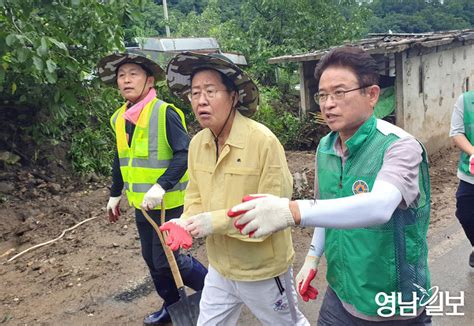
[314,46,379,89]
[190,67,238,92]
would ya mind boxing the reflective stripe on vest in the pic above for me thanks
[110,98,189,209]
[127,181,188,193]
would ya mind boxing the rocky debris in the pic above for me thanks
[81,172,100,183]
[293,172,308,193]
[0,181,14,194]
[47,183,62,195]
[0,151,21,166]
[14,217,39,236]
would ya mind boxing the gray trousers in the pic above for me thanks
[318,287,432,326]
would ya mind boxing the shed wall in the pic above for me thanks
[400,44,474,154]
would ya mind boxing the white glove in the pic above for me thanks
[167,218,188,229]
[296,255,320,302]
[185,212,213,238]
[230,195,295,238]
[141,184,165,210]
[107,196,121,223]
[160,218,193,251]
[470,154,474,174]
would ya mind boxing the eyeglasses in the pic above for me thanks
[187,88,229,101]
[313,85,371,104]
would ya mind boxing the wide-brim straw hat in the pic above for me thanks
[166,51,259,117]
[97,52,165,85]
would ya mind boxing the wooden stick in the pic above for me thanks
[0,248,15,258]
[7,216,98,262]
[141,205,184,288]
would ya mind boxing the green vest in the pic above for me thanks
[110,98,189,210]
[458,91,474,175]
[317,115,431,316]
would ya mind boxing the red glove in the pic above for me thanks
[159,219,192,251]
[470,155,474,174]
[299,269,318,301]
[227,195,265,237]
[296,256,319,302]
[106,196,121,223]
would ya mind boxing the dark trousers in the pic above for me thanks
[318,287,432,326]
[135,207,194,306]
[455,180,474,246]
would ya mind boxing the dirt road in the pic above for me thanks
[0,148,467,325]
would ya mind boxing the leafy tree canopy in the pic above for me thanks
[2,0,473,175]
[0,0,140,174]
[367,0,474,33]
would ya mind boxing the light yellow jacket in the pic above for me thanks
[183,111,294,281]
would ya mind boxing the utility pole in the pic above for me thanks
[163,0,171,37]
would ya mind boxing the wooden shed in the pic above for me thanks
[269,29,474,153]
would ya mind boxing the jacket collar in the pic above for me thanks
[320,115,376,157]
[203,110,247,149]
[344,114,376,155]
[122,88,156,124]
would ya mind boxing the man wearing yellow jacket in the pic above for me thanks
[160,52,308,325]
[97,52,207,325]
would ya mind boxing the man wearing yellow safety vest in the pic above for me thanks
[97,52,207,325]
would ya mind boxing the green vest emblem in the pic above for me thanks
[352,180,369,194]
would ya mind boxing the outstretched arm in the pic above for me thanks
[230,179,402,237]
[296,179,402,228]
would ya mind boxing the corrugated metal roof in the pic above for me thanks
[269,29,474,64]
[130,37,248,66]
[138,37,220,52]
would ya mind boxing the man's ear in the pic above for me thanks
[147,75,155,87]
[368,85,380,108]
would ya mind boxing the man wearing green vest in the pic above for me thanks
[97,52,207,325]
[450,91,474,268]
[230,47,432,325]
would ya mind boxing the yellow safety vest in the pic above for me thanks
[110,98,189,210]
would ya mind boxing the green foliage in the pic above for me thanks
[173,0,370,84]
[155,79,195,123]
[170,0,370,148]
[8,0,472,175]
[124,0,167,45]
[167,0,209,15]
[0,0,371,174]
[253,87,301,147]
[274,66,300,93]
[367,0,474,33]
[0,0,138,175]
[68,85,122,175]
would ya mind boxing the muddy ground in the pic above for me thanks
[0,147,461,325]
